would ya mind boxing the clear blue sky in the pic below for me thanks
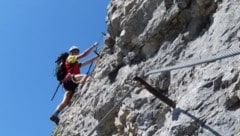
[0,0,109,135]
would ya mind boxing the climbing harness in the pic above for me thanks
[145,48,240,76]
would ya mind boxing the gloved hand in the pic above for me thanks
[92,42,98,48]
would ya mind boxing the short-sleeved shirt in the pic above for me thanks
[65,55,80,74]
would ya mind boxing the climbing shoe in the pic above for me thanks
[50,114,60,125]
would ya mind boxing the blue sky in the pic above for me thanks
[0,0,109,135]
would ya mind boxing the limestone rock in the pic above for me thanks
[53,0,240,136]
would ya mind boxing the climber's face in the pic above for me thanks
[71,49,79,55]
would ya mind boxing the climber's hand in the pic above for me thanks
[92,42,98,48]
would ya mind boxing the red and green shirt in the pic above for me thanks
[65,55,80,74]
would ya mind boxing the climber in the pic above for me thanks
[50,44,98,125]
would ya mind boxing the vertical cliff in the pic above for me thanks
[53,0,240,135]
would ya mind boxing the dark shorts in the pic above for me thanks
[62,75,78,92]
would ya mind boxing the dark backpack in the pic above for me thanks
[55,52,69,82]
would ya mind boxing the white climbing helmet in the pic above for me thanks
[69,46,79,52]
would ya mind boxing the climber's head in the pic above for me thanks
[69,46,80,55]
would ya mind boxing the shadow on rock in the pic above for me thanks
[172,108,222,136]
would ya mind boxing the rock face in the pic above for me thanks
[53,0,240,136]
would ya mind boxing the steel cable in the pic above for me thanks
[87,48,240,135]
[145,48,240,76]
[87,88,133,136]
